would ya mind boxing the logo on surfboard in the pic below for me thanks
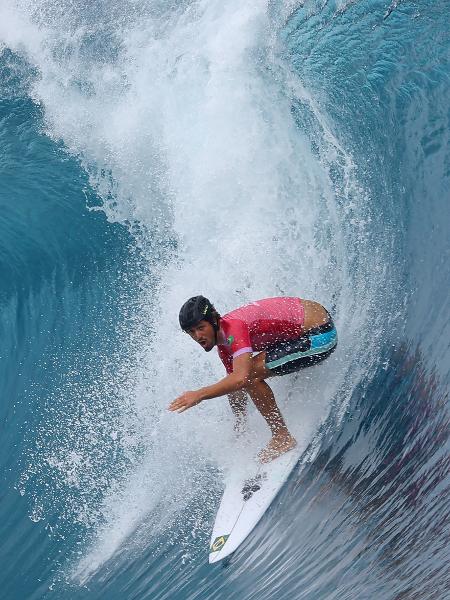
[210,535,229,553]
[241,473,267,501]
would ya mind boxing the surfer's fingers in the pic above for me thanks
[168,399,183,411]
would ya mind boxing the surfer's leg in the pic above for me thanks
[245,379,286,435]
[248,352,292,436]
[244,378,297,462]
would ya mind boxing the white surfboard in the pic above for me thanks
[209,446,302,563]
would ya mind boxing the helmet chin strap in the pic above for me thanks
[213,315,220,345]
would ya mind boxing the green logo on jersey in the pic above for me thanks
[227,335,234,345]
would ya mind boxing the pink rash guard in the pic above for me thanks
[217,297,305,373]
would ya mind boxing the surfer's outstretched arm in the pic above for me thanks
[168,353,253,412]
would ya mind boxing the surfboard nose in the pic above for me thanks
[208,448,301,563]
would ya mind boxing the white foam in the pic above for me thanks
[1,0,385,580]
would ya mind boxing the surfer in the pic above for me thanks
[169,296,337,462]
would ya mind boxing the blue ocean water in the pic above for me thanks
[0,0,449,599]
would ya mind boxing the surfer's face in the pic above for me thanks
[186,320,215,352]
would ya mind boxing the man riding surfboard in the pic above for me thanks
[168,296,337,462]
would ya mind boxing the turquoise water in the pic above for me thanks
[0,0,449,598]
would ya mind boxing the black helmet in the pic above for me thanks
[179,296,218,331]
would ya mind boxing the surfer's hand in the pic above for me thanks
[168,391,203,413]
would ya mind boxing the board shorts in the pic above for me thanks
[265,314,337,376]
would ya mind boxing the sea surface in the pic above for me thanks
[0,1,449,598]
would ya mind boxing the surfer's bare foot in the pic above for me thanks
[258,433,297,463]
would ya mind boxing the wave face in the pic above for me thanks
[0,0,448,598]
